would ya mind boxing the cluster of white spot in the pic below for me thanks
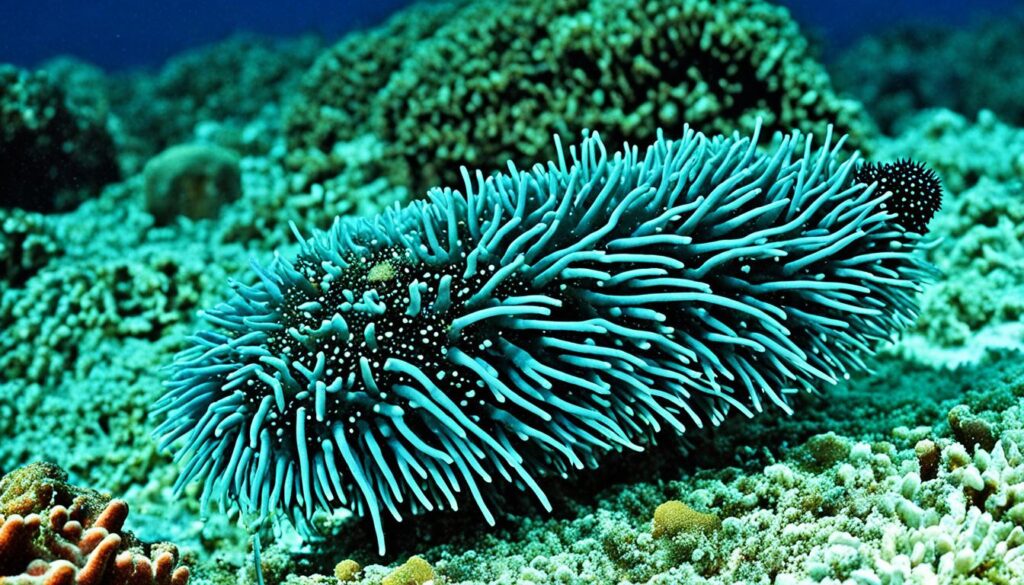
[855,160,942,234]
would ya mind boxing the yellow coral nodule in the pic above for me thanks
[334,558,361,582]
[382,555,435,585]
[651,500,720,538]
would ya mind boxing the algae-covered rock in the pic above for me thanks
[144,143,241,224]
[0,461,108,524]
[0,64,120,212]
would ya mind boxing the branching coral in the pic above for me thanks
[155,124,939,555]
[285,0,872,196]
[0,209,60,290]
[0,502,189,585]
[0,464,189,585]
[0,249,216,383]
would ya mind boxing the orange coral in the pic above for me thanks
[0,499,189,585]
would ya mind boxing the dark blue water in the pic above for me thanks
[0,0,409,70]
[0,0,1020,71]
[784,0,1021,56]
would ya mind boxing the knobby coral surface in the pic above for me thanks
[285,0,872,197]
[0,464,189,585]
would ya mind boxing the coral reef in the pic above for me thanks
[39,58,112,125]
[0,463,190,585]
[283,1,464,168]
[0,246,218,382]
[0,209,60,290]
[0,64,120,212]
[286,0,872,196]
[919,176,1024,346]
[875,109,1024,195]
[108,34,323,168]
[144,144,242,225]
[230,353,1024,584]
[3,4,1024,584]
[156,123,938,555]
[832,15,1024,133]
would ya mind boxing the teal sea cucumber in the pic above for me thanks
[154,124,941,554]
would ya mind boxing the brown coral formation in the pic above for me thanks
[0,464,189,585]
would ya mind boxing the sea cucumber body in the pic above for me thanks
[155,125,935,553]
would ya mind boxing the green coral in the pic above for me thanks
[284,1,464,164]
[286,0,872,197]
[875,109,1024,194]
[0,209,61,290]
[0,236,245,506]
[913,178,1024,348]
[108,34,324,169]
[0,64,120,212]
[0,246,223,382]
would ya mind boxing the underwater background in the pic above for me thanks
[2,0,1024,583]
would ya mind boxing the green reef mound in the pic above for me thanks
[2,0,1024,583]
[284,0,873,198]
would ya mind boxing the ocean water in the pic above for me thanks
[2,1,1024,584]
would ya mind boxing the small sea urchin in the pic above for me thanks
[154,124,941,554]
[853,159,942,234]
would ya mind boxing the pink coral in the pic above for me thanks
[0,499,188,585]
